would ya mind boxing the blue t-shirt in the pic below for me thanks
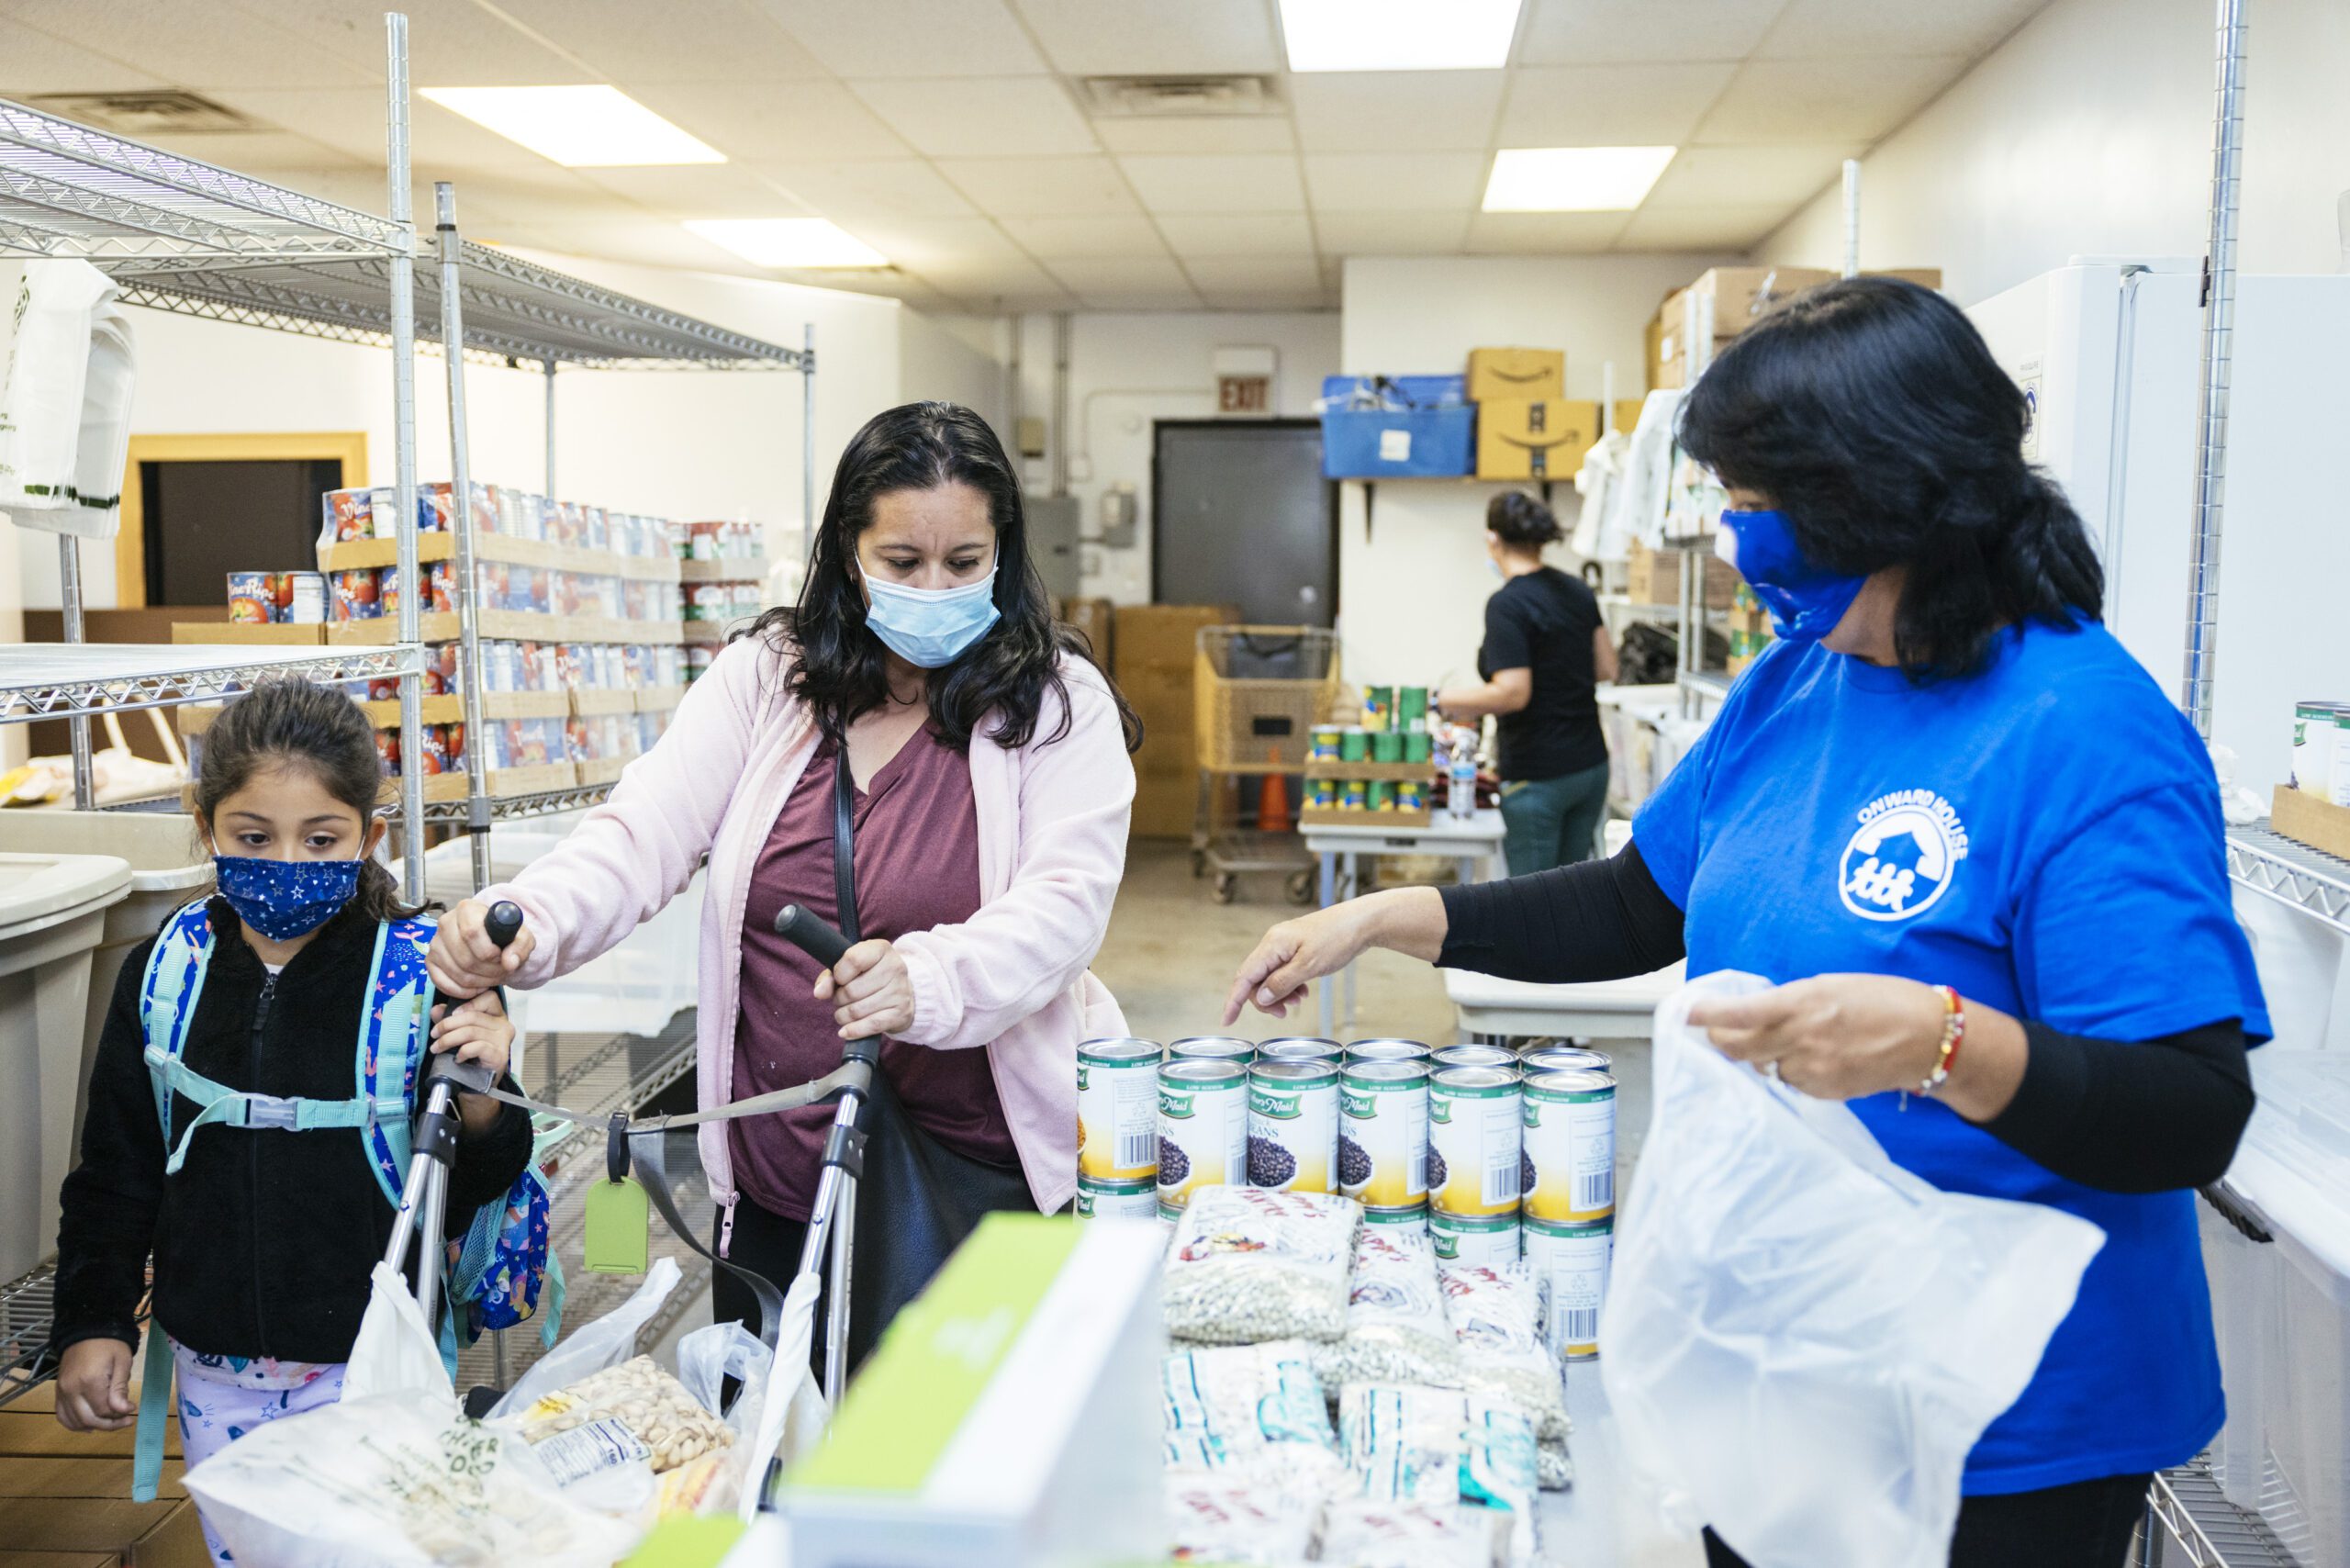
[1633,618,2268,1495]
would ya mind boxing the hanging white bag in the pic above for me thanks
[182,1263,643,1568]
[0,258,137,537]
[1601,971,2106,1568]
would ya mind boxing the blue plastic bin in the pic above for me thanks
[1319,374,1473,478]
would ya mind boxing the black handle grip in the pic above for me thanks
[484,900,524,949]
[773,902,853,969]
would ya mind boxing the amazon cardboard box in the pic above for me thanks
[1059,597,1114,666]
[1627,539,1739,611]
[1476,398,1600,481]
[1466,347,1565,404]
[1113,603,1235,838]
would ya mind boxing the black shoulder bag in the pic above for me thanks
[826,746,1035,1376]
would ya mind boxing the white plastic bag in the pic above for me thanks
[184,1265,641,1568]
[487,1258,683,1419]
[1602,972,2107,1568]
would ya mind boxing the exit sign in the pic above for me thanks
[1218,375,1270,414]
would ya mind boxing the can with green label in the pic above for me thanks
[1248,1058,1339,1193]
[1168,1036,1254,1065]
[1306,778,1337,810]
[1079,1037,1162,1182]
[1404,731,1432,764]
[1075,1175,1158,1220]
[1369,779,1394,812]
[1346,1038,1431,1063]
[1371,729,1404,763]
[1434,1044,1517,1071]
[1338,1058,1429,1207]
[1157,1058,1247,1211]
[1428,1066,1524,1218]
[1399,686,1429,724]
[1340,726,1370,762]
[1341,778,1370,811]
[1363,686,1395,731]
[1524,1069,1616,1222]
[1309,724,1345,763]
[1430,1207,1522,1268]
[1526,1214,1613,1360]
[1259,1036,1343,1064]
[1364,1204,1429,1234]
[1519,1045,1611,1074]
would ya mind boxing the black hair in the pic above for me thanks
[1487,491,1561,550]
[194,676,420,925]
[1676,275,2103,681]
[746,400,1142,753]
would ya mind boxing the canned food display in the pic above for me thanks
[1398,687,1429,724]
[1427,1066,1524,1218]
[1523,1070,1616,1222]
[1078,1037,1160,1183]
[331,568,381,621]
[1345,1038,1430,1063]
[1305,778,1337,810]
[1309,725,1343,763]
[1368,779,1394,812]
[1363,686,1394,730]
[1156,1058,1247,1211]
[1168,1036,1256,1065]
[1074,1176,1158,1220]
[1337,1058,1428,1207]
[1247,1058,1339,1193]
[282,570,328,624]
[1430,1207,1522,1268]
[1340,778,1370,812]
[1403,731,1432,764]
[1339,727,1369,762]
[1394,780,1427,812]
[1371,730,1404,764]
[226,571,272,623]
[1526,1214,1613,1360]
[1259,1036,1342,1063]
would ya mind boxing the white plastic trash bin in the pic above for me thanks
[0,850,131,1282]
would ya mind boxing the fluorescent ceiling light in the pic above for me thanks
[420,85,722,167]
[1279,0,1521,71]
[1483,146,1678,211]
[685,218,890,269]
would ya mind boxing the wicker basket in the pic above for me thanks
[1193,625,1342,774]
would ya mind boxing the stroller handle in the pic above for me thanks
[774,902,854,969]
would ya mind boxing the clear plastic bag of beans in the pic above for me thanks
[1162,1339,1345,1489]
[1318,1497,1508,1568]
[1165,1477,1323,1566]
[1440,1262,1569,1443]
[1164,1186,1360,1344]
[1315,1226,1460,1393]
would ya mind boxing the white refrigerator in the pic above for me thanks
[1969,262,2350,801]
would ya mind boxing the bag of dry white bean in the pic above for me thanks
[1164,1185,1360,1345]
[1315,1226,1460,1394]
[1440,1261,1569,1443]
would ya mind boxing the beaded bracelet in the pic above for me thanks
[1917,984,1965,1098]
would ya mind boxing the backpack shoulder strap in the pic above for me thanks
[358,915,437,1210]
[139,900,217,1146]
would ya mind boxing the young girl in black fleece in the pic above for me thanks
[50,678,532,1565]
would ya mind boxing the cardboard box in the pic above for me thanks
[1626,539,1738,610]
[0,1497,207,1568]
[1113,604,1235,838]
[1466,347,1565,403]
[2273,785,2350,860]
[0,1458,185,1501]
[1476,398,1600,481]
[1059,597,1114,666]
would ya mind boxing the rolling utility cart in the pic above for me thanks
[1191,625,1340,905]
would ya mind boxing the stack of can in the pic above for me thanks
[1076,1038,1162,1219]
[1334,1039,1431,1228]
[1427,1047,1526,1268]
[1518,1042,1618,1361]
[1303,686,1437,817]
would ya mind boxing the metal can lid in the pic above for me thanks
[1169,1036,1255,1059]
[1523,1213,1614,1239]
[1434,1045,1517,1070]
[1342,1058,1431,1086]
[1526,1068,1617,1094]
[1079,1036,1162,1065]
[1260,1036,1343,1059]
[1158,1058,1248,1087]
[1346,1038,1431,1060]
[1249,1058,1340,1087]
[1520,1046,1610,1070]
[1077,1174,1158,1195]
[1431,1065,1522,1092]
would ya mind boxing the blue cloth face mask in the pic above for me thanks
[1716,508,1870,643]
[212,853,364,942]
[863,569,1002,668]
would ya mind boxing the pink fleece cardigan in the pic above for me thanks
[484,633,1134,1225]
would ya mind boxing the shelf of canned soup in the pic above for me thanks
[1088,1034,1628,1564]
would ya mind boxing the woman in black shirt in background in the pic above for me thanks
[1437,492,1615,875]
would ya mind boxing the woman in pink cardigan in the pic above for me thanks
[428,402,1140,1359]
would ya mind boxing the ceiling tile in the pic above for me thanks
[139,131,371,174]
[1497,63,1739,147]
[1197,288,1334,311]
[1044,255,1192,294]
[1617,202,1791,250]
[936,156,1137,217]
[1517,0,1785,64]
[999,215,1170,259]
[421,168,628,224]
[1091,117,1297,155]
[836,215,1025,269]
[1289,72,1504,153]
[630,80,913,161]
[1759,0,2049,59]
[1154,213,1315,258]
[755,160,978,224]
[1302,152,1483,211]
[232,0,599,87]
[1118,153,1304,215]
[3,0,375,87]
[1181,255,1323,292]
[763,0,1046,77]
[850,77,1098,157]
[1465,211,1632,254]
[1312,210,1472,255]
[215,85,589,173]
[506,219,789,274]
[1642,143,1863,208]
[0,17,163,93]
[1076,288,1203,309]
[906,254,1067,300]
[573,162,816,219]
[1014,0,1280,74]
[494,0,829,84]
[1697,56,1964,142]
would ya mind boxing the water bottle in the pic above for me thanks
[1448,742,1477,819]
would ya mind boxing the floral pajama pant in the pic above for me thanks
[171,1341,347,1567]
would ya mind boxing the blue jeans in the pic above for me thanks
[1498,761,1612,877]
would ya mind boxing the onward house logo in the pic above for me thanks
[1840,790,1969,922]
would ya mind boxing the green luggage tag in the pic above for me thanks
[583,1114,650,1274]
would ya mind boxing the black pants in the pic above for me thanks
[1702,1472,2153,1568]
[710,1194,829,1385]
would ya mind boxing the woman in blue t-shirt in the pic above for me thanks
[1222,276,2265,1568]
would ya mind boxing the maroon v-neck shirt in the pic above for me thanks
[731,726,1015,1219]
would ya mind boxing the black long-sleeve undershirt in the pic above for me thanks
[1437,845,2254,1194]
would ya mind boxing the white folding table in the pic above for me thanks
[1446,963,1686,1044]
[1304,808,1506,1036]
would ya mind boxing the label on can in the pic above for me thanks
[1527,1215,1613,1360]
[1395,780,1427,812]
[1075,1176,1158,1220]
[1363,1204,1428,1233]
[1247,1059,1338,1193]
[1078,1037,1160,1182]
[1341,778,1369,811]
[1429,1207,1522,1268]
[226,571,272,623]
[1306,778,1337,809]
[1428,1067,1523,1217]
[283,571,329,625]
[1157,1059,1247,1210]
[2332,711,2350,809]
[2293,701,2337,795]
[1338,1059,1428,1207]
[1368,779,1394,812]
[1523,1070,1616,1221]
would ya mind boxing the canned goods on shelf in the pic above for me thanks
[282,570,328,625]
[1337,1058,1429,1207]
[1247,1058,1340,1193]
[1363,686,1394,731]
[1428,1066,1524,1218]
[1368,779,1394,812]
[1156,1058,1247,1211]
[1305,778,1337,810]
[1346,1038,1431,1063]
[1371,730,1404,764]
[1309,725,1344,763]
[1075,1175,1158,1220]
[1395,779,1427,812]
[1430,1207,1522,1268]
[1168,1036,1255,1064]
[1340,778,1370,811]
[1398,687,1429,723]
[1403,731,1432,765]
[226,571,272,623]
[1523,1069,1617,1223]
[1526,1214,1613,1360]
[1339,727,1370,763]
[1433,1044,1517,1071]
[1078,1037,1161,1183]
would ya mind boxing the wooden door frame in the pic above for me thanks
[115,431,368,607]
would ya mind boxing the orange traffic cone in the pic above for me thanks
[1258,745,1292,834]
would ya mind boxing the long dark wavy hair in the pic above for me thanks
[746,400,1142,753]
[194,676,422,926]
[1676,275,2102,681]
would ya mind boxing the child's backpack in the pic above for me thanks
[128,898,564,1500]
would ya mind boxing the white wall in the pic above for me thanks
[899,310,1011,441]
[1757,0,2350,302]
[1009,309,1342,606]
[1335,252,1729,686]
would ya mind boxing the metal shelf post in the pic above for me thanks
[385,10,424,905]
[437,183,494,890]
[57,536,94,807]
[802,321,817,561]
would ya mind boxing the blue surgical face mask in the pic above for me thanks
[863,569,1002,668]
[212,852,364,942]
[1716,508,1869,643]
